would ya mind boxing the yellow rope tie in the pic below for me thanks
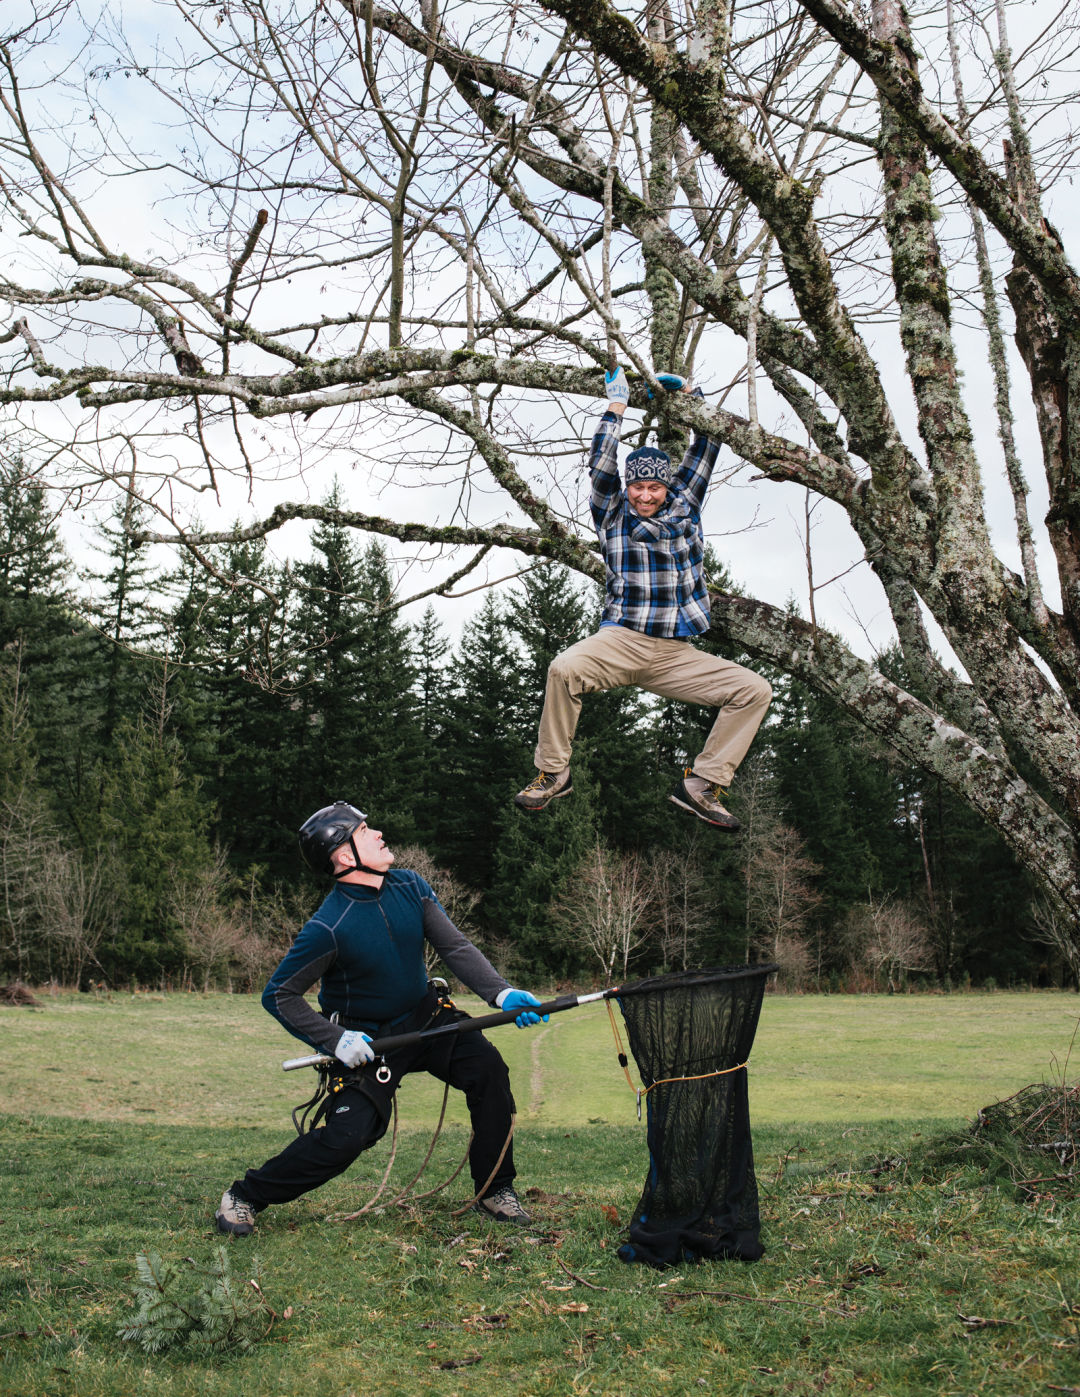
[605,999,748,1120]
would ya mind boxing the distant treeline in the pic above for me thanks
[0,464,1062,992]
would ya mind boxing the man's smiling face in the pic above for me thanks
[626,480,669,517]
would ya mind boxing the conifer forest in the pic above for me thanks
[1,0,1077,993]
[0,467,1055,991]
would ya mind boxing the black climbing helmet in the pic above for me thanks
[298,801,367,876]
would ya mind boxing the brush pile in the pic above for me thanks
[973,1081,1079,1172]
[0,981,41,1006]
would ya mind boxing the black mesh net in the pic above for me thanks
[614,964,776,1269]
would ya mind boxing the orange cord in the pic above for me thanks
[606,999,748,1119]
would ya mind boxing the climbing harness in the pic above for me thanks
[283,965,778,1257]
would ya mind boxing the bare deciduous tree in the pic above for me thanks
[2,0,1079,934]
[170,845,242,991]
[1027,896,1080,990]
[841,891,932,992]
[552,839,653,980]
[745,821,822,987]
[645,835,711,971]
[35,842,113,986]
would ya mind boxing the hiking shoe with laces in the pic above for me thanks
[669,770,741,832]
[513,767,572,812]
[215,1188,256,1237]
[474,1185,532,1225]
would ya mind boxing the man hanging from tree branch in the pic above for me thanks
[515,368,772,831]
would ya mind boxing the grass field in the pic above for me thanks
[5,987,1079,1128]
[1,991,1079,1395]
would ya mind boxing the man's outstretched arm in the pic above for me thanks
[673,387,722,509]
[588,367,628,526]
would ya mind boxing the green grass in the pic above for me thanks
[5,988,1079,1127]
[1,992,1079,1395]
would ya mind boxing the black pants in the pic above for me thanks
[233,1012,517,1212]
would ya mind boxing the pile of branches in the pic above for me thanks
[0,982,41,1007]
[974,1082,1079,1174]
[920,1082,1079,1198]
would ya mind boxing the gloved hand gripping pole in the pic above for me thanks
[281,989,615,1072]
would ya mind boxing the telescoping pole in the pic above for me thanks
[281,988,616,1071]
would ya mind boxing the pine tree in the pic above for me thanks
[0,651,54,981]
[84,488,160,744]
[290,489,372,819]
[411,604,450,847]
[188,535,300,881]
[0,459,68,619]
[438,592,529,889]
[487,761,600,980]
[505,562,590,734]
[155,542,218,785]
[0,460,99,818]
[95,707,214,983]
[348,540,420,842]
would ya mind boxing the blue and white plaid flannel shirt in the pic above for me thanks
[589,410,720,638]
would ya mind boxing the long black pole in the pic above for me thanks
[281,988,617,1071]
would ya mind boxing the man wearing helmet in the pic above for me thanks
[214,801,545,1236]
[515,367,771,831]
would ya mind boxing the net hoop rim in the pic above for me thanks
[614,963,779,999]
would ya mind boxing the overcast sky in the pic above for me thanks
[8,0,1074,674]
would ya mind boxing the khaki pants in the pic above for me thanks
[534,627,772,788]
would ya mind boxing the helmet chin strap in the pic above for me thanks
[332,831,382,879]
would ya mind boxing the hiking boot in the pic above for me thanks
[215,1189,256,1237]
[514,768,572,812]
[474,1185,532,1225]
[669,771,741,832]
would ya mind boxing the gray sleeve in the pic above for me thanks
[262,921,341,1052]
[421,896,511,1006]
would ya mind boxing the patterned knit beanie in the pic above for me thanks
[625,446,673,486]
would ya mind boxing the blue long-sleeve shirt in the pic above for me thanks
[589,410,721,637]
[262,869,510,1053]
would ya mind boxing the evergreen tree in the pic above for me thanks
[0,651,53,980]
[84,488,159,744]
[0,459,68,621]
[181,536,299,881]
[290,492,371,818]
[411,604,451,848]
[438,592,529,889]
[0,460,100,820]
[488,762,601,980]
[505,563,590,735]
[156,541,218,785]
[95,708,214,983]
[348,540,420,842]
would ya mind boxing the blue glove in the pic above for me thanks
[646,372,687,398]
[604,366,630,405]
[497,989,549,1029]
[334,1029,374,1068]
